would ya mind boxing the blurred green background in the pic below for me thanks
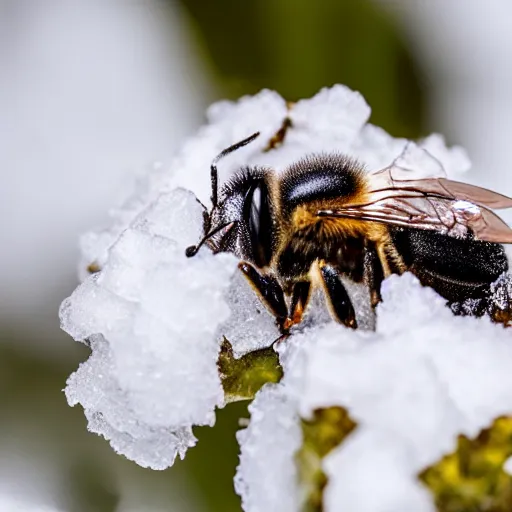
[183,0,424,138]
[1,0,427,510]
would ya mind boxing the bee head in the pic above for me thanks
[185,132,274,267]
[207,169,274,266]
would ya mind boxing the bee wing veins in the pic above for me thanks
[317,174,512,243]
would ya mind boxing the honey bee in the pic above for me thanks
[186,132,512,332]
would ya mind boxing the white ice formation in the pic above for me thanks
[61,85,512,510]
[236,273,512,511]
[62,188,237,469]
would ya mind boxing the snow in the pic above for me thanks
[62,189,237,469]
[234,384,302,512]
[288,86,371,149]
[61,81,511,509]
[236,273,512,511]
[323,429,436,512]
[221,271,280,358]
[304,274,512,510]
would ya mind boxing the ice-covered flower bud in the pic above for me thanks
[61,85,512,510]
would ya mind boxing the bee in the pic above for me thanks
[186,132,512,332]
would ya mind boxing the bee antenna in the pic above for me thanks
[185,221,236,258]
[210,132,260,208]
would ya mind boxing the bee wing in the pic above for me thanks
[369,168,512,209]
[317,171,512,243]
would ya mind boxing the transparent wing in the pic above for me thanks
[317,169,512,243]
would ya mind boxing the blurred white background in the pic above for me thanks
[0,0,211,510]
[0,0,209,355]
[379,0,512,202]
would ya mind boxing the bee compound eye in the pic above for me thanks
[244,180,273,267]
[249,186,262,237]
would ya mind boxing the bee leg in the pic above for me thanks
[485,278,512,327]
[364,243,385,309]
[489,306,512,326]
[238,261,288,325]
[282,281,312,331]
[271,332,291,348]
[375,239,406,277]
[319,263,357,329]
